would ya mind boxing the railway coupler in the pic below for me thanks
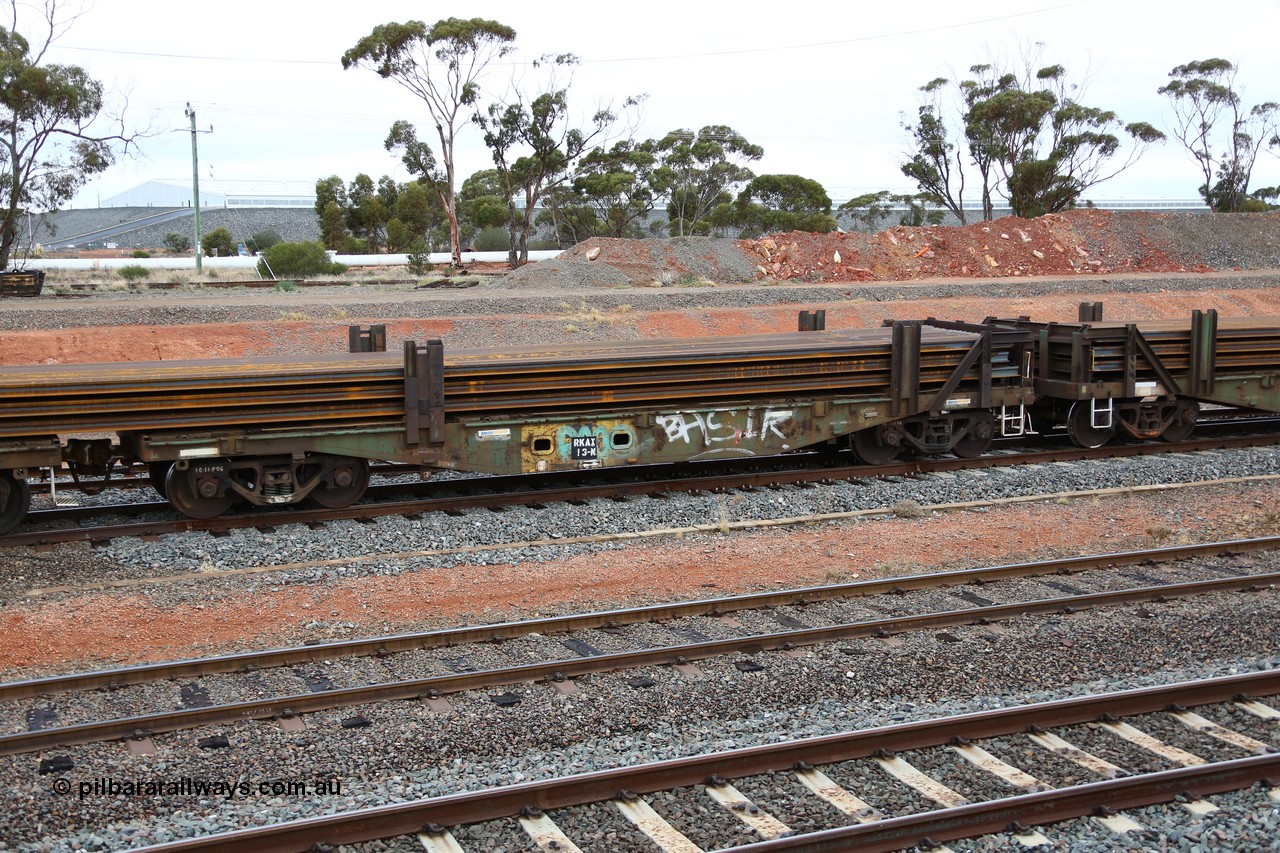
[63,438,118,495]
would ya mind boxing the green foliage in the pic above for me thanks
[117,264,149,280]
[406,239,433,276]
[1158,58,1279,212]
[256,241,346,278]
[901,53,1165,220]
[653,125,763,237]
[319,199,348,250]
[473,59,640,267]
[247,229,282,253]
[162,232,191,254]
[274,279,296,292]
[131,249,150,258]
[542,139,661,243]
[201,227,235,258]
[471,227,508,251]
[397,181,446,242]
[728,174,837,237]
[0,13,126,268]
[314,173,447,254]
[839,191,946,232]
[346,17,517,267]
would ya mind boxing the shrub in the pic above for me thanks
[163,232,191,254]
[471,226,508,252]
[131,250,151,258]
[201,227,236,258]
[257,241,347,278]
[339,235,368,255]
[118,265,149,281]
[406,239,433,276]
[247,229,283,253]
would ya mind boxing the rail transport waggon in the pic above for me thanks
[0,305,1273,535]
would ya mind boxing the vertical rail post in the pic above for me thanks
[403,341,419,446]
[890,321,920,417]
[1189,309,1218,396]
[423,339,445,444]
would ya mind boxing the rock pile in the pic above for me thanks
[544,210,1280,287]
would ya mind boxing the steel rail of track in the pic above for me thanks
[3,569,1275,757]
[8,432,1280,548]
[727,758,1280,852]
[124,670,1280,853]
[4,536,1277,702]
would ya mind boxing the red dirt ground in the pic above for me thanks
[4,285,1280,366]
[3,481,1277,674]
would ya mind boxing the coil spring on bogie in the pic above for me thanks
[262,482,293,498]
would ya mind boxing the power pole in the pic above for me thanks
[185,103,204,273]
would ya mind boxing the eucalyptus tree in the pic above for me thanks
[343,17,516,267]
[652,125,762,236]
[475,54,638,267]
[900,54,1163,220]
[725,174,837,237]
[1158,59,1279,212]
[0,0,137,268]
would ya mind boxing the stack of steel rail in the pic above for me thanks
[0,327,996,438]
[1038,315,1280,379]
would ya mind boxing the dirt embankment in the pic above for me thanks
[522,209,1280,287]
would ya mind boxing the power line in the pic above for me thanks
[57,3,1087,67]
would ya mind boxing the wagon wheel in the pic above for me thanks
[165,464,234,520]
[0,470,31,536]
[851,425,901,465]
[1160,400,1198,443]
[310,458,370,509]
[952,412,996,458]
[1066,400,1114,449]
[149,461,173,500]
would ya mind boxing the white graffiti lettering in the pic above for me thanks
[657,409,793,446]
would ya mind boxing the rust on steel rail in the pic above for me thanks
[0,328,987,437]
[6,433,1280,547]
[3,535,1277,702]
[3,570,1275,757]
[129,670,1280,852]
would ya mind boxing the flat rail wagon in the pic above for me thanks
[0,318,1032,531]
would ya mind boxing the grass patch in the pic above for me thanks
[557,302,632,331]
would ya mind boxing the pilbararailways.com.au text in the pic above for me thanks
[51,776,343,800]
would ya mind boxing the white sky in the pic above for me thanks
[25,0,1280,208]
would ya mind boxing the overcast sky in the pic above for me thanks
[28,0,1280,208]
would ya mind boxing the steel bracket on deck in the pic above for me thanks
[404,339,445,446]
[928,331,992,413]
[1123,325,1182,398]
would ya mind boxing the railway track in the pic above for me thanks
[8,431,1280,548]
[119,671,1280,851]
[5,537,1275,758]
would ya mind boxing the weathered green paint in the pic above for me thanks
[433,389,1030,475]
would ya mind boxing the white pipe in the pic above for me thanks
[24,250,562,271]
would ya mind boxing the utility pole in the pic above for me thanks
[185,103,203,273]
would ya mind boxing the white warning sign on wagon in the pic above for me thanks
[569,434,599,461]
